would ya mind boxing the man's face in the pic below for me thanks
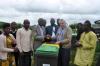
[59,21,65,28]
[50,19,55,26]
[11,22,17,29]
[84,23,88,31]
[24,21,30,29]
[77,24,83,30]
[38,22,42,26]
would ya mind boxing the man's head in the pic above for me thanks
[43,19,46,27]
[50,18,55,26]
[3,23,10,35]
[11,22,17,30]
[84,20,91,32]
[59,19,66,29]
[23,19,30,29]
[77,23,83,30]
[38,18,44,26]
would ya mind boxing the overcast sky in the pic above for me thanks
[0,0,100,25]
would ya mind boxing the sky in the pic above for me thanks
[0,0,100,25]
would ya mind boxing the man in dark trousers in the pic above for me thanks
[16,19,33,66]
[10,22,19,66]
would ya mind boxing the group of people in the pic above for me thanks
[0,18,98,66]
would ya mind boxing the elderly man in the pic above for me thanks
[56,19,72,66]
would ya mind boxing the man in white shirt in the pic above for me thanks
[16,19,33,66]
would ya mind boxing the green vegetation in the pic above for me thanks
[0,21,6,29]
[0,21,22,29]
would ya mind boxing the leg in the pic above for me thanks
[96,55,100,66]
[61,48,70,66]
[14,52,19,66]
[24,54,31,66]
[19,54,25,66]
[57,47,62,66]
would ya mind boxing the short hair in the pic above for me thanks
[38,18,44,23]
[84,20,91,28]
[3,23,10,29]
[59,19,65,23]
[23,19,30,24]
[11,22,16,25]
[77,23,83,27]
[50,18,55,23]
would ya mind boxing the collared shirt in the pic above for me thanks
[16,27,33,52]
[57,28,65,41]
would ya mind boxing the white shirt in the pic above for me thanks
[39,26,44,36]
[52,27,56,38]
[16,27,33,52]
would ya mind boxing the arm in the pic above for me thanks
[35,35,44,41]
[30,30,33,51]
[0,36,14,52]
[82,33,97,49]
[60,27,72,44]
[16,29,22,52]
[34,27,44,41]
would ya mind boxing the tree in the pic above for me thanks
[69,23,77,29]
[17,23,22,29]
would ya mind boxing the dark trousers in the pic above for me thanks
[96,55,100,66]
[19,52,31,66]
[14,52,19,66]
[58,47,70,66]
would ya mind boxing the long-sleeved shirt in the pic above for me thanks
[74,31,97,66]
[16,27,33,52]
[0,34,15,60]
[56,27,72,48]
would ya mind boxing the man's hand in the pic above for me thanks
[75,41,82,47]
[55,41,61,44]
[66,44,71,48]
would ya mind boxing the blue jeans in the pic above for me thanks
[58,47,70,66]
